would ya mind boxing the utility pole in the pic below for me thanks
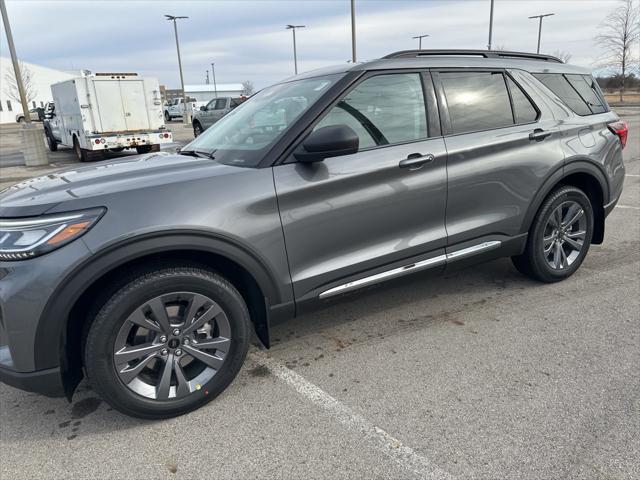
[165,14,190,124]
[528,13,554,54]
[210,62,218,98]
[350,0,356,63]
[286,24,306,75]
[412,34,429,50]
[206,70,209,85]
[487,0,495,50]
[0,0,48,166]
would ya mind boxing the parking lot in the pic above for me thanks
[0,109,638,480]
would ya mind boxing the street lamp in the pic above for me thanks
[210,62,218,98]
[528,13,555,54]
[286,24,306,75]
[412,34,429,50]
[350,0,356,63]
[487,0,495,50]
[165,14,190,124]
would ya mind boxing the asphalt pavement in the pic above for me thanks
[0,112,638,480]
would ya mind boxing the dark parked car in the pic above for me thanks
[0,50,627,418]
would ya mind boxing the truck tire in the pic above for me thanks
[45,129,58,152]
[136,144,161,154]
[193,121,204,137]
[74,137,103,162]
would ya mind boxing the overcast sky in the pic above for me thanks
[0,0,631,89]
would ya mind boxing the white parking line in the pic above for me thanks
[625,174,640,177]
[250,351,454,480]
[617,205,640,210]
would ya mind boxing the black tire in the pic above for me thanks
[45,129,58,152]
[136,144,161,154]
[193,121,203,137]
[512,185,594,282]
[17,116,25,123]
[84,266,251,419]
[73,136,103,162]
[164,111,171,122]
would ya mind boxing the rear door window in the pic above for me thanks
[440,71,513,134]
[565,75,607,114]
[506,77,538,123]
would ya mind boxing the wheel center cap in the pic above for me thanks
[168,338,180,349]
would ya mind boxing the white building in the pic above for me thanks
[0,57,76,124]
[184,83,244,103]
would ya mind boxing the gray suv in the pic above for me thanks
[0,50,627,418]
[192,96,247,137]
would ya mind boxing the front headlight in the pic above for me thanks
[0,208,105,260]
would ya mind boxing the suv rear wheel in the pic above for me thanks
[512,185,594,282]
[84,266,251,419]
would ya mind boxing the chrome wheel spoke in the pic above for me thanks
[563,236,583,251]
[566,230,586,239]
[543,234,555,254]
[156,353,174,400]
[183,344,224,370]
[174,359,191,397]
[115,343,164,364]
[147,297,172,333]
[183,303,224,335]
[192,336,230,354]
[117,353,157,384]
[127,309,163,333]
[553,243,563,269]
[560,245,569,268]
[563,206,584,228]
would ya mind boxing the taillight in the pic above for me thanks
[608,120,628,149]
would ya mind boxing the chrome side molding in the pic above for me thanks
[318,240,502,299]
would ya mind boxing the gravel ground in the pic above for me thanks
[0,112,638,480]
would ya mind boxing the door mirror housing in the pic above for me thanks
[294,125,359,163]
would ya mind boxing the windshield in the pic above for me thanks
[184,73,343,167]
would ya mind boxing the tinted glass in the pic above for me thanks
[314,73,427,149]
[566,75,607,114]
[506,77,538,123]
[533,73,592,115]
[214,98,227,109]
[440,72,513,134]
[185,74,341,167]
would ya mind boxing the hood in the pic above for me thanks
[0,152,243,217]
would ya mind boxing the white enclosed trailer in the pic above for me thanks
[45,73,173,161]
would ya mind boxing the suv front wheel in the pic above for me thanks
[513,185,594,282]
[84,266,251,419]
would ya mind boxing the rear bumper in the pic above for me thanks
[0,365,65,397]
[86,130,173,150]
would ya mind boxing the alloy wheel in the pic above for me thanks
[542,200,587,270]
[113,292,231,400]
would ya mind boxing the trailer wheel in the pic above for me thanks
[74,136,103,162]
[45,129,58,152]
[136,144,161,154]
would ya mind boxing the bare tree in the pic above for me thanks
[552,50,572,63]
[241,80,254,96]
[3,61,38,105]
[595,0,640,102]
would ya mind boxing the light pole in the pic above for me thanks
[286,24,306,75]
[528,13,555,54]
[206,70,209,85]
[412,34,429,50]
[210,63,218,98]
[487,0,495,50]
[165,14,190,124]
[350,0,356,63]
[1,0,48,166]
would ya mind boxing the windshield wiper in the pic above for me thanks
[178,149,215,160]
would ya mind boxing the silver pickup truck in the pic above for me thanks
[191,96,247,137]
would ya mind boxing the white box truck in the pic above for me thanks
[44,73,173,161]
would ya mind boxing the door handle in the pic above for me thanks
[529,128,552,142]
[399,153,435,170]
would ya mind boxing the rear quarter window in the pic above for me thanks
[533,73,608,115]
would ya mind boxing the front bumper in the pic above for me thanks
[0,364,65,397]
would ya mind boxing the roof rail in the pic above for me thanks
[383,49,563,63]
